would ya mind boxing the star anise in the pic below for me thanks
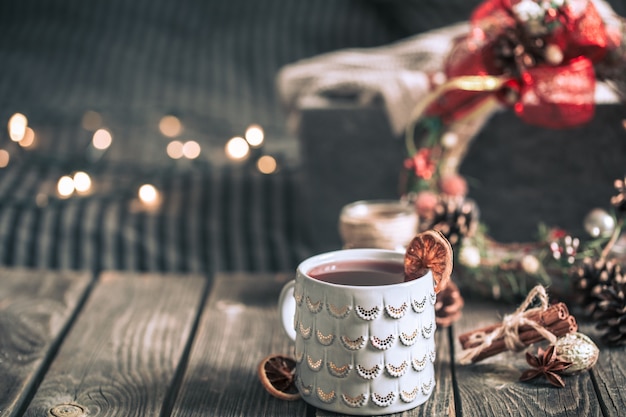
[519,345,572,388]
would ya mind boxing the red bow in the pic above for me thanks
[427,0,612,129]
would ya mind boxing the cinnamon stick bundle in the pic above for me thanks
[458,302,577,363]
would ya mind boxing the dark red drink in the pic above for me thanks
[307,260,405,286]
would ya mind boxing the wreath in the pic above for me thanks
[401,0,626,301]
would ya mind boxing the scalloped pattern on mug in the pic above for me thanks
[355,305,381,320]
[429,349,437,363]
[327,361,352,378]
[412,354,427,372]
[306,296,323,313]
[298,322,312,339]
[327,303,351,318]
[356,363,383,380]
[400,386,419,403]
[385,301,408,319]
[341,393,368,408]
[429,291,437,305]
[371,391,396,407]
[385,360,409,377]
[399,328,419,346]
[316,387,336,403]
[294,292,303,305]
[422,378,434,395]
[316,330,335,346]
[307,355,322,371]
[370,334,395,350]
[421,322,434,339]
[340,335,366,351]
[412,296,427,313]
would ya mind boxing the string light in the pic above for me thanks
[57,176,75,198]
[167,140,184,159]
[1,114,286,208]
[257,155,277,174]
[159,115,183,137]
[138,184,160,206]
[245,124,264,147]
[225,136,250,160]
[8,113,27,142]
[92,128,112,150]
[19,127,36,148]
[73,171,92,194]
[182,140,201,159]
[0,150,9,168]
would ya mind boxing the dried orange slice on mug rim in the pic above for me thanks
[405,229,453,293]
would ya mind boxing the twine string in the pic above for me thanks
[459,285,557,364]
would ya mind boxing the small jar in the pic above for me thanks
[338,200,418,252]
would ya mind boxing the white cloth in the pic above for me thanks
[276,22,470,136]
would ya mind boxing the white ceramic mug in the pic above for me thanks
[279,249,436,415]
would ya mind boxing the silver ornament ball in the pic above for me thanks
[554,332,600,374]
[583,208,615,238]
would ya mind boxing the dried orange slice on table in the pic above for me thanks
[258,354,300,401]
[405,229,453,293]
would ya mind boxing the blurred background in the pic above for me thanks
[0,0,624,275]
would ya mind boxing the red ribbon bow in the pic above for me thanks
[428,0,612,129]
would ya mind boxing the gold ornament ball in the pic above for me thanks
[583,208,615,238]
[554,332,599,374]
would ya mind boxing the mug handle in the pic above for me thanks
[278,280,297,341]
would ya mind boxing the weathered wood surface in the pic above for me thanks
[579,323,626,417]
[171,272,308,417]
[2,269,626,417]
[22,271,207,417]
[0,268,91,417]
[452,301,608,417]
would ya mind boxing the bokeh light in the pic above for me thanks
[159,115,183,137]
[225,136,250,160]
[73,171,92,193]
[167,140,184,159]
[9,113,27,142]
[57,176,75,197]
[82,110,102,131]
[0,150,9,168]
[257,155,277,174]
[182,140,201,159]
[19,127,36,148]
[245,124,264,147]
[93,128,113,150]
[138,184,159,205]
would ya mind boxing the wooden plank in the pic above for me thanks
[171,273,308,417]
[453,301,602,417]
[579,323,626,417]
[22,271,206,417]
[0,268,91,417]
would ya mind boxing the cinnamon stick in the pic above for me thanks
[466,315,577,363]
[459,302,569,348]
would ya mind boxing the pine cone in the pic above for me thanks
[593,279,626,345]
[435,280,464,327]
[421,197,479,246]
[572,257,623,317]
[493,26,546,78]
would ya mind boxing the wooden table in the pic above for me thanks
[1,268,624,417]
